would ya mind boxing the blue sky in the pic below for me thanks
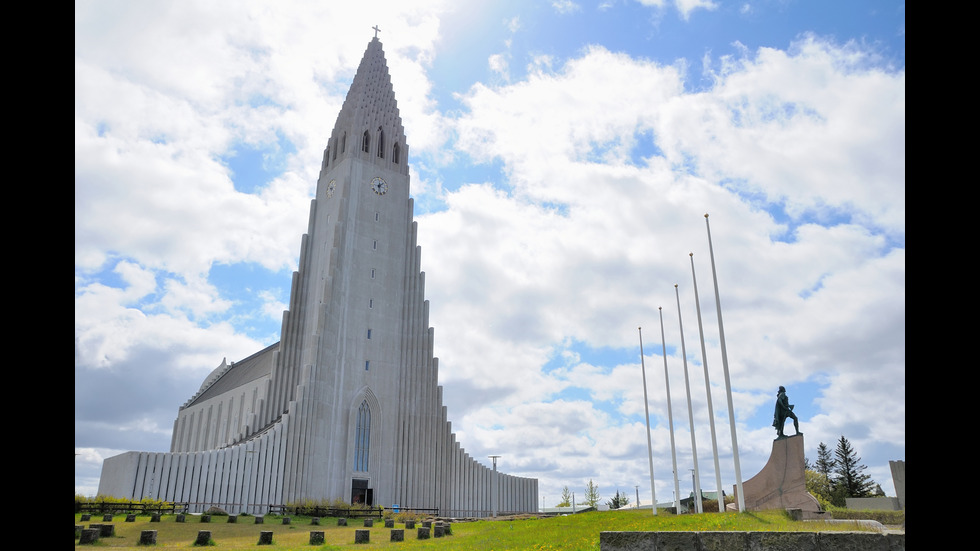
[76,0,905,507]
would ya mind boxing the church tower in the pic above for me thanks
[98,37,538,516]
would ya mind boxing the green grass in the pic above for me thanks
[74,509,881,550]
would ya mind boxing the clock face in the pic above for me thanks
[371,177,388,195]
[326,179,336,198]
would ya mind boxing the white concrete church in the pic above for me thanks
[98,37,539,516]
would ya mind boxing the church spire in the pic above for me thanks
[322,37,408,176]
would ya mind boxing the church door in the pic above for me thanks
[351,478,373,506]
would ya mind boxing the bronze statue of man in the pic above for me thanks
[772,386,801,438]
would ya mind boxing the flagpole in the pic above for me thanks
[704,213,745,512]
[638,327,657,515]
[675,284,703,513]
[690,252,724,513]
[659,307,681,513]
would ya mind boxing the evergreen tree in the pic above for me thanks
[606,489,630,509]
[832,436,875,499]
[557,486,572,507]
[815,442,835,477]
[584,479,601,508]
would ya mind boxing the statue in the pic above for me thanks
[772,386,801,438]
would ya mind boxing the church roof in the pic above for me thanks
[183,342,279,408]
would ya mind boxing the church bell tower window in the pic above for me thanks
[362,130,370,153]
[377,127,385,158]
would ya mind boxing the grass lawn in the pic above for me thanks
[74,509,881,550]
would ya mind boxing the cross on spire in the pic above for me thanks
[373,25,381,38]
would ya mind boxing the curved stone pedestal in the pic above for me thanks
[735,434,819,512]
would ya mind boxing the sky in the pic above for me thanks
[75,0,905,508]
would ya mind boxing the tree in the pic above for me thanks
[606,489,630,509]
[556,486,572,507]
[815,442,835,478]
[804,469,833,510]
[584,479,600,509]
[832,436,875,502]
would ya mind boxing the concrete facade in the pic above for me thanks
[98,38,538,516]
[889,460,905,510]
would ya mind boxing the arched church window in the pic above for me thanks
[362,130,370,153]
[392,143,400,164]
[354,400,371,472]
[377,127,385,158]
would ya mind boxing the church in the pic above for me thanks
[98,36,539,516]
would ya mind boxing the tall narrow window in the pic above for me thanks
[393,142,400,164]
[377,127,385,158]
[341,132,346,153]
[354,401,370,471]
[367,329,372,339]
[362,130,370,153]
[323,148,330,169]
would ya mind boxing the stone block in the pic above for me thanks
[311,517,320,525]
[310,531,325,545]
[422,520,432,528]
[385,519,394,528]
[255,515,264,524]
[103,514,113,522]
[176,514,186,522]
[126,514,136,522]
[747,531,817,551]
[78,528,99,544]
[80,514,91,521]
[434,524,445,537]
[656,531,699,550]
[75,525,82,538]
[700,531,748,551]
[227,515,237,523]
[282,516,291,525]
[138,530,157,545]
[885,533,905,551]
[200,514,211,523]
[150,513,161,522]
[404,520,415,529]
[194,530,212,546]
[258,530,274,545]
[363,518,374,527]
[417,526,430,539]
[355,529,370,543]
[338,518,347,526]
[96,524,115,537]
[815,532,889,551]
[390,528,404,542]
[443,522,453,535]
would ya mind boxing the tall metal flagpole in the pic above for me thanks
[704,213,745,512]
[675,284,703,513]
[659,307,681,513]
[638,327,657,515]
[690,253,724,513]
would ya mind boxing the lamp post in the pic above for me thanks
[489,455,500,518]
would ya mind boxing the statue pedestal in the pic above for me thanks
[734,434,820,512]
